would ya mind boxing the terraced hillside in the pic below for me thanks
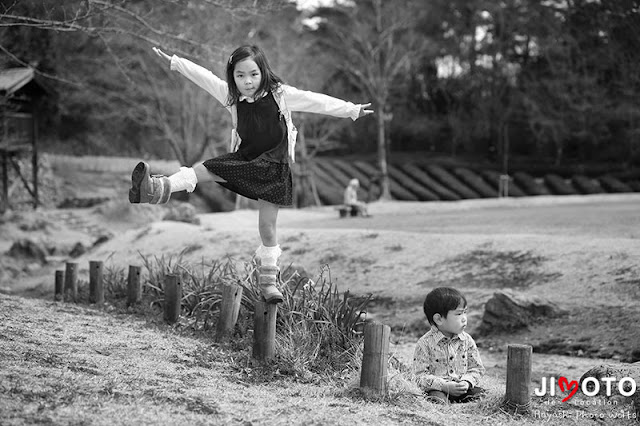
[40,154,640,209]
[312,157,640,205]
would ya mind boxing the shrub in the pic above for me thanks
[388,165,436,201]
[331,159,373,191]
[242,264,372,375]
[315,159,352,189]
[135,253,372,377]
[599,175,632,193]
[403,163,459,201]
[479,170,527,197]
[544,174,577,195]
[571,175,604,194]
[424,164,480,199]
[512,172,551,196]
[386,165,420,201]
[310,163,344,205]
[628,180,640,192]
[453,168,497,198]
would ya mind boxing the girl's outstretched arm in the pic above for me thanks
[358,103,375,118]
[283,85,374,121]
[152,47,228,106]
[152,47,172,63]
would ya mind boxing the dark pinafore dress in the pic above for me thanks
[203,92,293,206]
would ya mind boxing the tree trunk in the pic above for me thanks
[296,121,321,207]
[377,102,391,200]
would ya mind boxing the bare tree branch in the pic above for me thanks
[0,43,84,87]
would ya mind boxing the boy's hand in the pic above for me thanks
[441,380,469,396]
[358,103,374,119]
[152,47,171,62]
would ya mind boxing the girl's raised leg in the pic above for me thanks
[129,161,225,204]
[192,162,225,184]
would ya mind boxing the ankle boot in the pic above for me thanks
[258,264,283,304]
[129,161,171,204]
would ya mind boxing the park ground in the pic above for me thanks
[1,193,640,425]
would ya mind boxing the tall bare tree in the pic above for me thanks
[312,0,429,200]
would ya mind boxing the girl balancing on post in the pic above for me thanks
[129,45,374,304]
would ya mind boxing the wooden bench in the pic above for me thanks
[335,204,360,218]
[335,205,359,218]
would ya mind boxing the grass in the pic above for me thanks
[1,253,638,425]
[422,249,562,289]
[99,253,374,380]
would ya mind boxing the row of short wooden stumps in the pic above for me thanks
[54,260,534,410]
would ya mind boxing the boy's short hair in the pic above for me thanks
[423,287,467,325]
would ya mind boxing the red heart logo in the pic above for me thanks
[558,376,579,402]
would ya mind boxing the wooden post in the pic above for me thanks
[127,265,142,307]
[31,104,38,209]
[163,274,181,324]
[64,262,78,303]
[252,300,277,361]
[504,344,532,414]
[54,270,64,301]
[499,174,510,197]
[215,284,243,342]
[360,322,391,395]
[89,261,104,304]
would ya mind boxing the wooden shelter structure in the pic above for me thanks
[0,67,48,211]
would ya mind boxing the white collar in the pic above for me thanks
[239,91,268,103]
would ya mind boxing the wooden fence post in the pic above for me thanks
[164,274,181,324]
[360,322,391,395]
[504,344,532,414]
[215,284,243,342]
[89,260,104,304]
[252,300,277,361]
[64,262,78,303]
[54,270,64,301]
[127,265,142,307]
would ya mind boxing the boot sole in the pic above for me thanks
[128,161,149,203]
[264,294,284,304]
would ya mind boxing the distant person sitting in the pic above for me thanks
[343,178,369,217]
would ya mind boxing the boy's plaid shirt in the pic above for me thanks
[412,327,485,391]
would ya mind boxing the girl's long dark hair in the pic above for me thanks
[226,45,284,106]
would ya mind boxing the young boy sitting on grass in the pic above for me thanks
[413,287,486,404]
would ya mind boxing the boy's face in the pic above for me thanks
[233,58,262,99]
[434,301,467,337]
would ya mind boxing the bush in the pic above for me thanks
[453,168,497,198]
[315,159,352,188]
[403,163,459,201]
[270,265,372,373]
[310,162,344,205]
[628,180,640,192]
[544,174,577,195]
[390,166,439,201]
[423,165,480,199]
[512,172,551,196]
[134,254,372,377]
[598,175,632,193]
[386,165,421,201]
[479,170,527,197]
[331,159,373,191]
[571,175,604,194]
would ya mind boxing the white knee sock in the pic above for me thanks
[255,244,281,267]
[168,167,198,193]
